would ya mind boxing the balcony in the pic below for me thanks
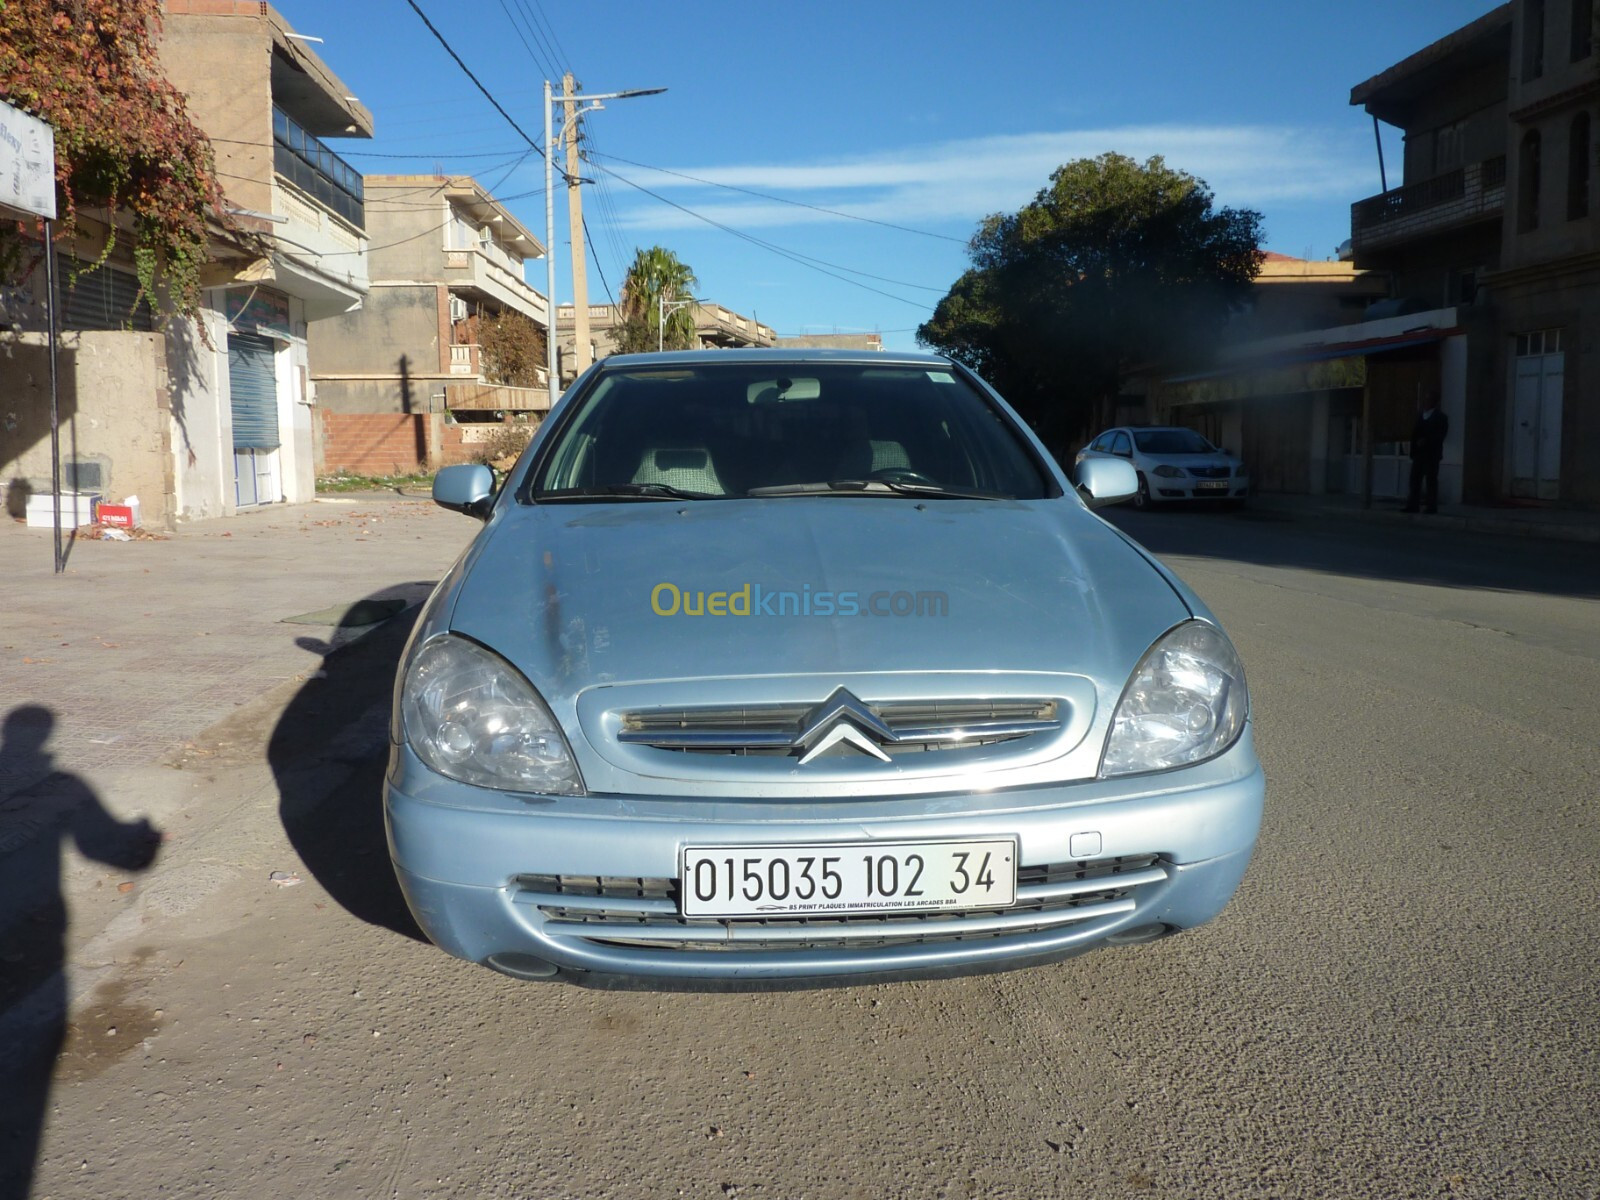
[445,374,550,414]
[1351,156,1505,254]
[273,106,364,230]
[695,303,776,348]
[443,248,548,325]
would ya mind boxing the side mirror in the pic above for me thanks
[433,463,496,519]
[1074,458,1138,509]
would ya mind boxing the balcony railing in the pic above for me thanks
[273,106,364,230]
[1351,156,1506,252]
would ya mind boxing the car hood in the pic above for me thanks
[445,496,1189,706]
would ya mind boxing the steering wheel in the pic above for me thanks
[869,467,940,486]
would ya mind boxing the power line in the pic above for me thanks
[402,0,544,157]
[508,0,568,82]
[206,136,529,161]
[592,162,945,295]
[582,216,616,307]
[524,0,576,76]
[593,163,936,310]
[586,150,968,245]
[497,0,561,83]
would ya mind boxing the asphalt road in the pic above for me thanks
[16,506,1600,1200]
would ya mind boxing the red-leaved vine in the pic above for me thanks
[0,0,235,319]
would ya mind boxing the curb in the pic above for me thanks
[1249,499,1600,546]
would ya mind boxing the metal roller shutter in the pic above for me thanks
[228,332,280,450]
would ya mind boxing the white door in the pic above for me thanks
[1510,332,1564,500]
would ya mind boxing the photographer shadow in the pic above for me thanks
[0,706,161,1197]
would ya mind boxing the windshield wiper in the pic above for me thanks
[537,483,719,502]
[746,479,1008,501]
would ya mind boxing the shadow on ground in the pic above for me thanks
[1105,506,1600,601]
[269,595,428,943]
[0,706,160,1196]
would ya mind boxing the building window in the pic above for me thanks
[1569,112,1592,219]
[1515,329,1562,356]
[1523,0,1546,79]
[1574,0,1594,60]
[57,256,155,331]
[1518,129,1543,231]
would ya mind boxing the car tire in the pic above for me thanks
[1133,473,1151,510]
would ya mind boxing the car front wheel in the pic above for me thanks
[1133,473,1151,510]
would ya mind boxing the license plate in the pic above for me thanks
[1196,480,1229,490]
[680,839,1017,918]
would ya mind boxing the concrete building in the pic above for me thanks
[774,333,885,352]
[1347,0,1597,506]
[1,2,371,527]
[1154,2,1596,508]
[158,0,373,516]
[309,175,549,476]
[1147,255,1398,496]
[556,301,775,378]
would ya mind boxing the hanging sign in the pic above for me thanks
[0,99,55,220]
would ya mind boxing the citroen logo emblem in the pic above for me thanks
[793,687,896,764]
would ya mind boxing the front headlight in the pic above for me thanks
[401,634,584,794]
[1100,621,1248,778]
[1152,464,1184,478]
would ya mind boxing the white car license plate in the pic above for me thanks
[1196,480,1229,490]
[680,839,1017,918]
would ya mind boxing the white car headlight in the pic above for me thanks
[1152,464,1185,478]
[1100,621,1248,778]
[401,635,584,794]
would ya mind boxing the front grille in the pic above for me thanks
[618,698,1060,757]
[514,855,1166,952]
[1188,466,1231,479]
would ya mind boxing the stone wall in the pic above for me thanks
[1,331,173,528]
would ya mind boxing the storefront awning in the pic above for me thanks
[1158,325,1461,406]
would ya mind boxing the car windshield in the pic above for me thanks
[1133,429,1215,455]
[529,362,1051,501]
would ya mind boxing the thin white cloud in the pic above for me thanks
[601,125,1369,233]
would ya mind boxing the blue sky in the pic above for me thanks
[268,1,1504,350]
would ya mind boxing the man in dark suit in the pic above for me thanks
[1404,393,1449,514]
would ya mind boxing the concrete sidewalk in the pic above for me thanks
[1,496,475,802]
[1246,491,1600,544]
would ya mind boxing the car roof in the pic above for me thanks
[598,347,952,370]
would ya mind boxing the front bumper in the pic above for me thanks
[1152,481,1250,501]
[384,737,1264,988]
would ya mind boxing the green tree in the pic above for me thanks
[614,245,698,354]
[0,0,235,318]
[918,153,1263,446]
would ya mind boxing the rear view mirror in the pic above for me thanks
[433,463,496,519]
[1074,458,1138,509]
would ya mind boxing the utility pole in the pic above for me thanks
[562,73,591,377]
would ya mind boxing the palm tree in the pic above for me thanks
[615,245,698,353]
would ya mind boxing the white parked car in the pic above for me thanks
[1076,426,1249,509]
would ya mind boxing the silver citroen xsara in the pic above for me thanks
[385,349,1264,988]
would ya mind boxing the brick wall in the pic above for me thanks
[320,412,429,475]
[318,411,503,475]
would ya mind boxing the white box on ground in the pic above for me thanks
[25,493,101,529]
